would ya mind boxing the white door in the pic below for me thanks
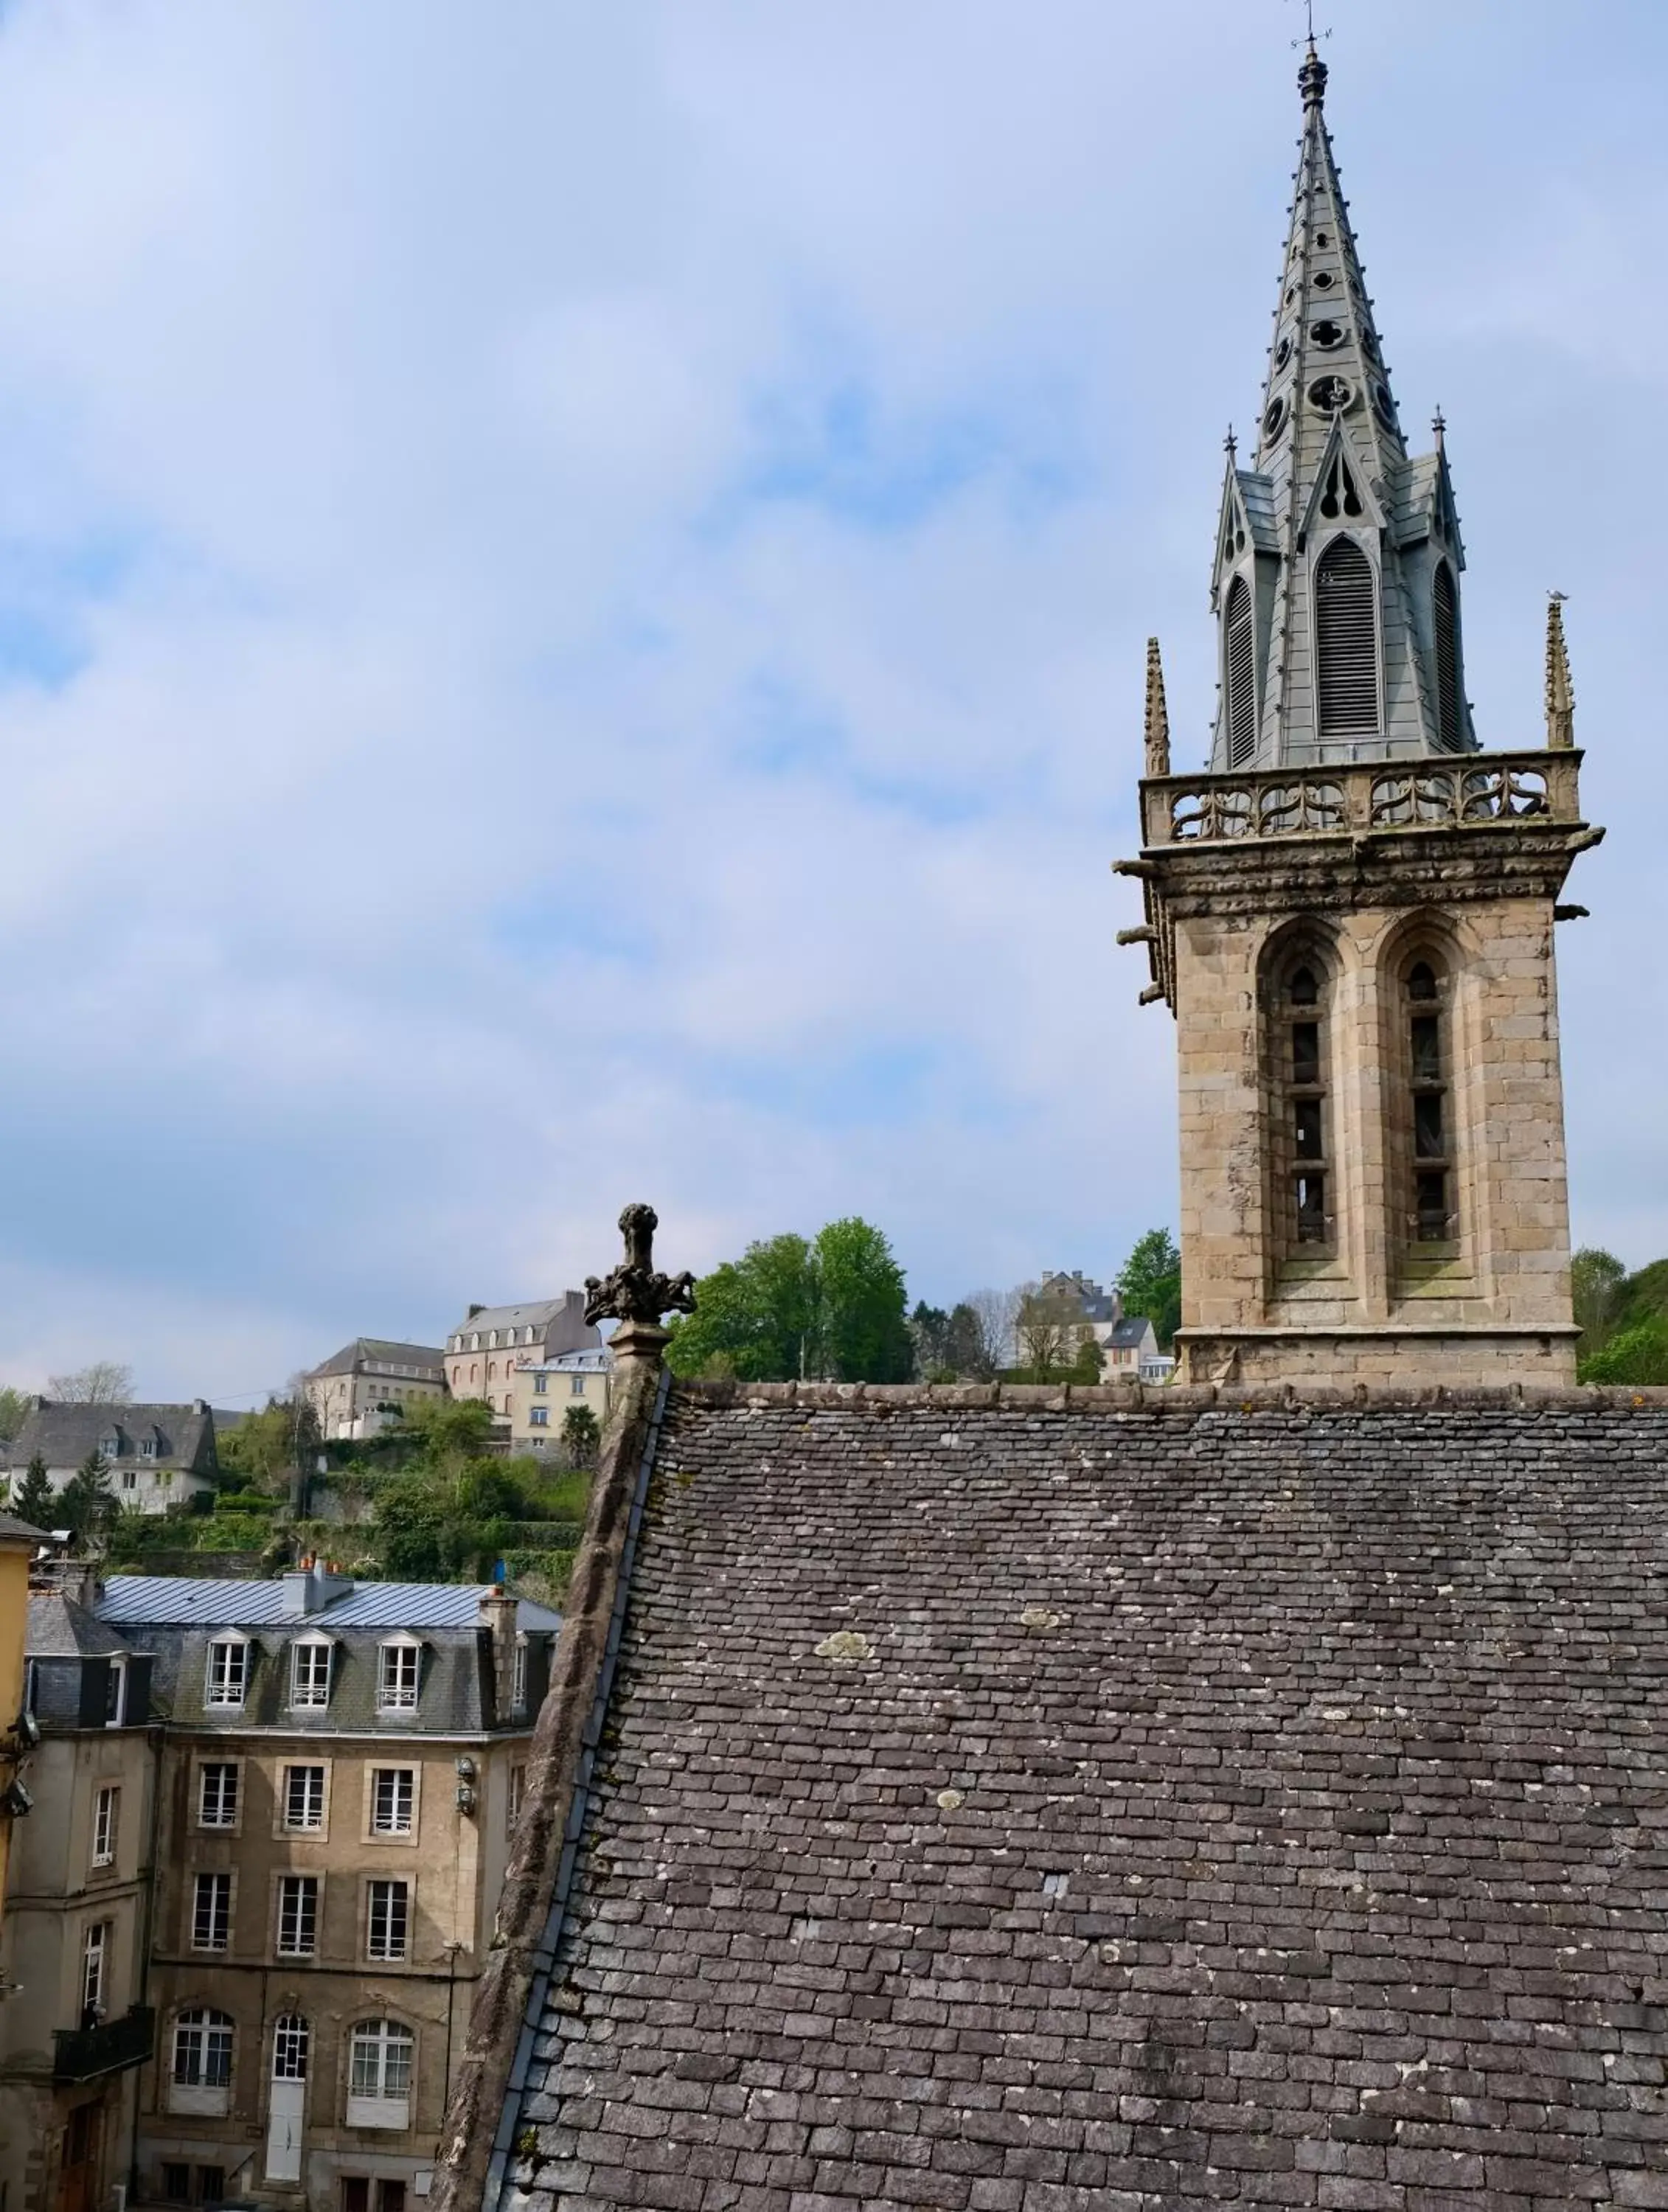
[265,2016,308,2183]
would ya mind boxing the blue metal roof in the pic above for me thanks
[97,1576,560,1633]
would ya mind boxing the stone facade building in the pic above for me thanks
[444,1300,600,1419]
[508,1351,614,1455]
[0,1587,157,2212]
[304,1341,450,1443]
[1121,42,1600,1388]
[94,1566,557,2211]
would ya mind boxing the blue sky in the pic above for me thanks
[0,0,1661,1402]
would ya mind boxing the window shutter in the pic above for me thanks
[1434,563,1462,752]
[1315,538,1379,737]
[77,1658,110,1731]
[1224,576,1257,767]
[125,1655,153,1728]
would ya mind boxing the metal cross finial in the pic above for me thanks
[1224,423,1237,459]
[1289,0,1332,54]
[583,1203,697,1330]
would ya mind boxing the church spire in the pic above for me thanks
[1209,46,1474,770]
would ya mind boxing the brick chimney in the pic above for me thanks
[480,1587,518,1721]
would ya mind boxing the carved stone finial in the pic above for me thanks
[583,1204,696,1340]
[1143,637,1172,778]
[1545,591,1575,751]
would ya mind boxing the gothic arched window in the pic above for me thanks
[1315,535,1379,738]
[1405,957,1454,1242]
[1279,956,1332,1250]
[1433,562,1463,753]
[1224,574,1257,768]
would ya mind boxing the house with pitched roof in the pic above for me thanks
[1,1402,219,1517]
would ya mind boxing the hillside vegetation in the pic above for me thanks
[1574,1250,1668,1385]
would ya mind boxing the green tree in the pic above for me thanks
[1571,1248,1627,1354]
[911,1303,952,1379]
[217,1394,320,1496]
[1118,1228,1183,1351]
[60,1450,115,1543]
[561,1404,600,1468]
[1580,1315,1668,1387]
[814,1218,914,1382]
[666,1234,819,1381]
[12,1453,53,1528]
[667,1220,913,1383]
[0,1388,31,1442]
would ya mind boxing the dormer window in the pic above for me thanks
[140,1439,156,1460]
[205,1637,249,1711]
[100,1432,122,1462]
[377,1639,420,1713]
[290,1638,333,1709]
[512,1636,528,1712]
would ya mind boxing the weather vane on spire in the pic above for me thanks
[1288,0,1331,50]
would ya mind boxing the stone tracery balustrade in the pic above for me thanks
[1141,749,1582,849]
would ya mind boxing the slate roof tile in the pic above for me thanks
[500,1390,1668,2210]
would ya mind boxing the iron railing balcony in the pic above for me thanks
[52,2003,155,2084]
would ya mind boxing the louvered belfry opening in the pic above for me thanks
[1433,561,1462,752]
[1224,575,1257,768]
[1315,535,1379,739]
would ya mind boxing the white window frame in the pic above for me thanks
[272,2011,309,2081]
[507,1764,527,1826]
[289,1637,333,1710]
[346,2018,414,2129]
[512,1637,528,1712]
[198,1761,240,1831]
[366,1879,410,1962]
[376,1639,420,1713]
[369,1767,416,1839]
[92,1784,119,1868]
[104,1658,128,1728]
[276,1874,320,1958]
[192,1871,232,1953]
[205,1636,249,1711]
[171,2008,234,2116]
[81,1920,110,2015]
[282,1764,327,1834]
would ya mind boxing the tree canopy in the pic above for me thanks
[667,1218,913,1383]
[1574,1249,1668,1383]
[11,1453,52,1529]
[1117,1228,1183,1350]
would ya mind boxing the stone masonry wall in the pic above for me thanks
[1172,891,1575,1381]
[503,1383,1668,2211]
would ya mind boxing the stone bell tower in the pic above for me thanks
[1122,44,1602,1388]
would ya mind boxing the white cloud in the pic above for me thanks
[0,0,1657,1397]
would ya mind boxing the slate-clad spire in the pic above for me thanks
[1208,46,1476,771]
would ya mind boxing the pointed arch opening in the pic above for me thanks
[1433,560,1464,753]
[1315,535,1379,739]
[1224,574,1257,768]
[1261,929,1341,1270]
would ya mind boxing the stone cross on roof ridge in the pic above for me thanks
[583,1203,696,1338]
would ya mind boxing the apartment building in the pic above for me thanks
[96,1566,558,2211]
[507,1349,613,1453]
[0,1582,158,2212]
[442,1296,598,1416]
[302,1343,449,1443]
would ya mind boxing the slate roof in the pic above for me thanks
[492,1382,1668,2212]
[307,1336,447,1380]
[97,1575,560,1632]
[1,1399,217,1476]
[448,1293,599,1355]
[25,1591,129,1658]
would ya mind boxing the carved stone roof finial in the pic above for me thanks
[584,1204,696,1346]
[1144,637,1172,779]
[1545,592,1575,751]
